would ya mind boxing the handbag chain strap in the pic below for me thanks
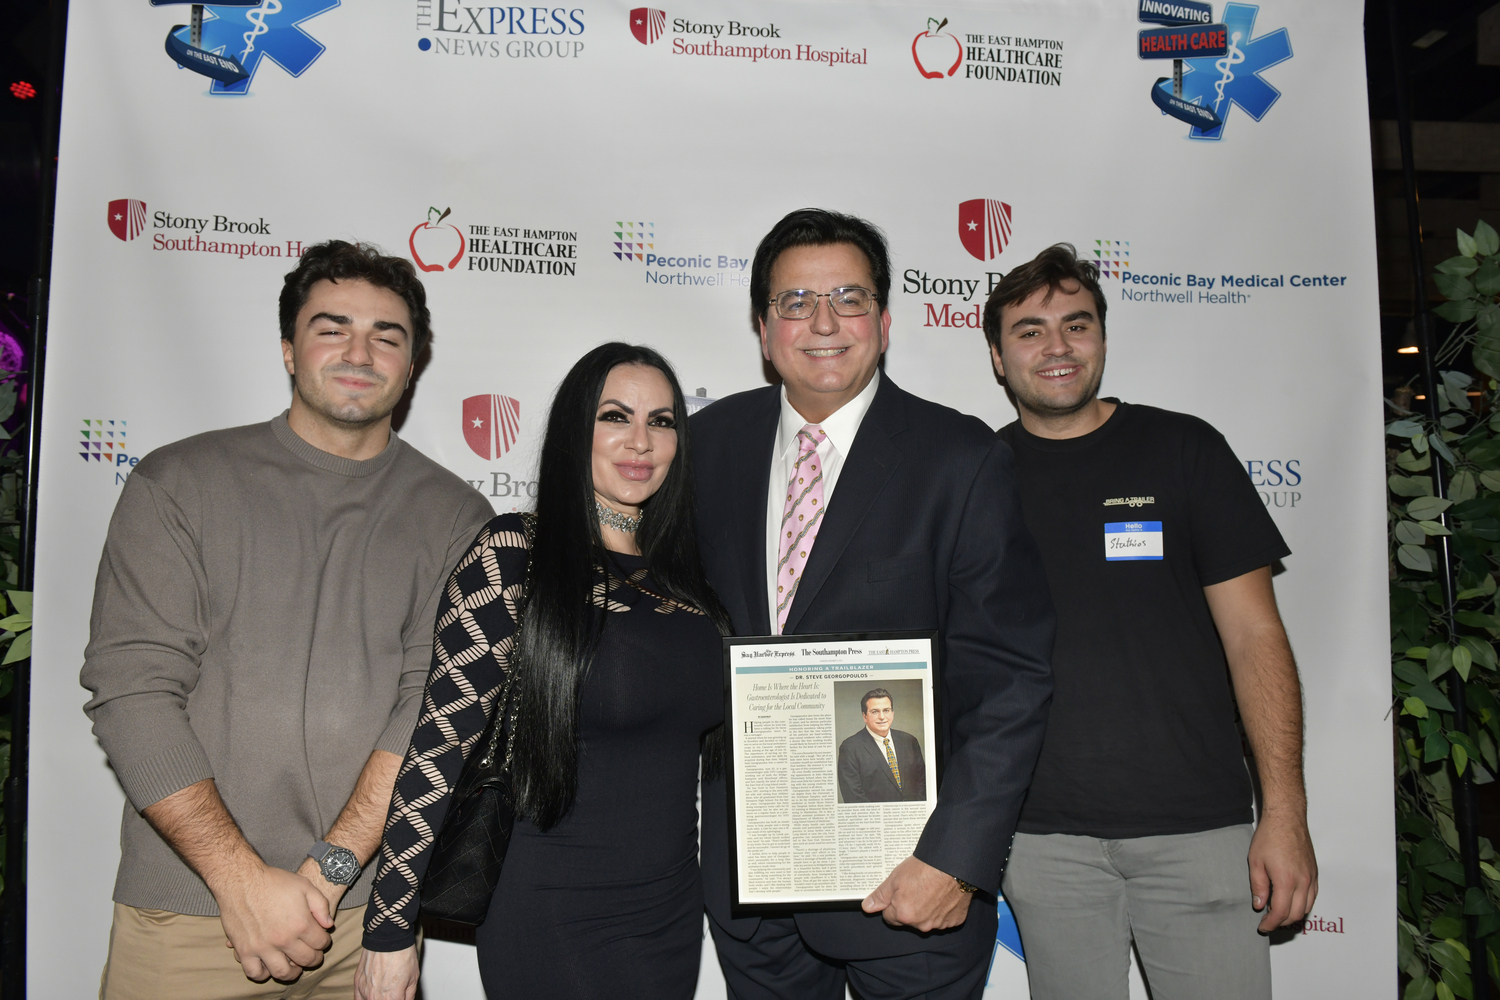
[479,512,536,771]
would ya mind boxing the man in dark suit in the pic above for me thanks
[691,208,1055,1000]
[838,688,927,803]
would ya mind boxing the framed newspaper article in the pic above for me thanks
[723,631,940,913]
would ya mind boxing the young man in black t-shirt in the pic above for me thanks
[984,244,1317,999]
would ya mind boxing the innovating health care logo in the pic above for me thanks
[630,8,666,44]
[1137,1,1291,141]
[154,0,339,96]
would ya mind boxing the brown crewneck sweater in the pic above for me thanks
[82,413,494,915]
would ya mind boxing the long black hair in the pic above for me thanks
[511,342,728,829]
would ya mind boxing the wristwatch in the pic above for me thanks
[308,840,361,886]
[954,877,980,894]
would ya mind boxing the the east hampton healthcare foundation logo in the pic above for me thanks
[631,8,666,44]
[912,18,962,78]
[911,14,1063,87]
[155,0,339,96]
[958,200,1011,262]
[1137,1,1292,141]
[463,394,521,460]
[108,200,147,242]
[413,206,578,276]
[410,207,465,272]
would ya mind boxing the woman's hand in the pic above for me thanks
[355,945,421,1000]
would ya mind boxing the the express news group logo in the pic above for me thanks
[155,0,339,96]
[912,14,1063,87]
[107,197,305,261]
[415,2,586,59]
[409,205,578,277]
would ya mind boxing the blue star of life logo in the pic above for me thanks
[1177,3,1292,141]
[180,0,339,96]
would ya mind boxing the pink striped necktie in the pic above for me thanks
[777,424,826,634]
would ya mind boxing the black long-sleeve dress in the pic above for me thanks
[363,513,723,998]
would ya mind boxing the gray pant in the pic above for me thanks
[1000,825,1271,1000]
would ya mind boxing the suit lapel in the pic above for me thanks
[783,376,908,634]
[733,389,779,635]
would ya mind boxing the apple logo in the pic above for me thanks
[912,17,962,79]
[409,206,465,272]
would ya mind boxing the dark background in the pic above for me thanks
[0,0,1496,989]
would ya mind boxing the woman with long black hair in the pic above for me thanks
[355,343,727,999]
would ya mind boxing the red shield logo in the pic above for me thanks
[958,199,1012,261]
[630,8,666,44]
[462,394,521,460]
[108,199,146,242]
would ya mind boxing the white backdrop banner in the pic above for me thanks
[32,0,1390,996]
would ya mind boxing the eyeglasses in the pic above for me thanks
[769,286,877,320]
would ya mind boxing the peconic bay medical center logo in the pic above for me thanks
[80,419,143,485]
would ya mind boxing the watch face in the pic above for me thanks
[321,846,360,885]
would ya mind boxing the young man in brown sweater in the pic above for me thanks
[82,242,493,999]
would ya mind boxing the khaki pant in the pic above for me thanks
[99,902,367,1000]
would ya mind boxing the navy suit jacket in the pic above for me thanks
[839,728,926,803]
[691,374,1055,959]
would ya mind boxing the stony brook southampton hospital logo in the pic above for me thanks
[631,8,666,44]
[463,394,521,460]
[958,199,1011,262]
[108,199,147,242]
[153,0,339,97]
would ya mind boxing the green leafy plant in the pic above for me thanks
[0,357,32,898]
[1392,219,1500,1000]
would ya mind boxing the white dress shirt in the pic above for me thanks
[764,370,881,631]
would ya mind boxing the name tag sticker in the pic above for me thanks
[1104,521,1164,561]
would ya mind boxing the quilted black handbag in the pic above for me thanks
[418,514,533,925]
